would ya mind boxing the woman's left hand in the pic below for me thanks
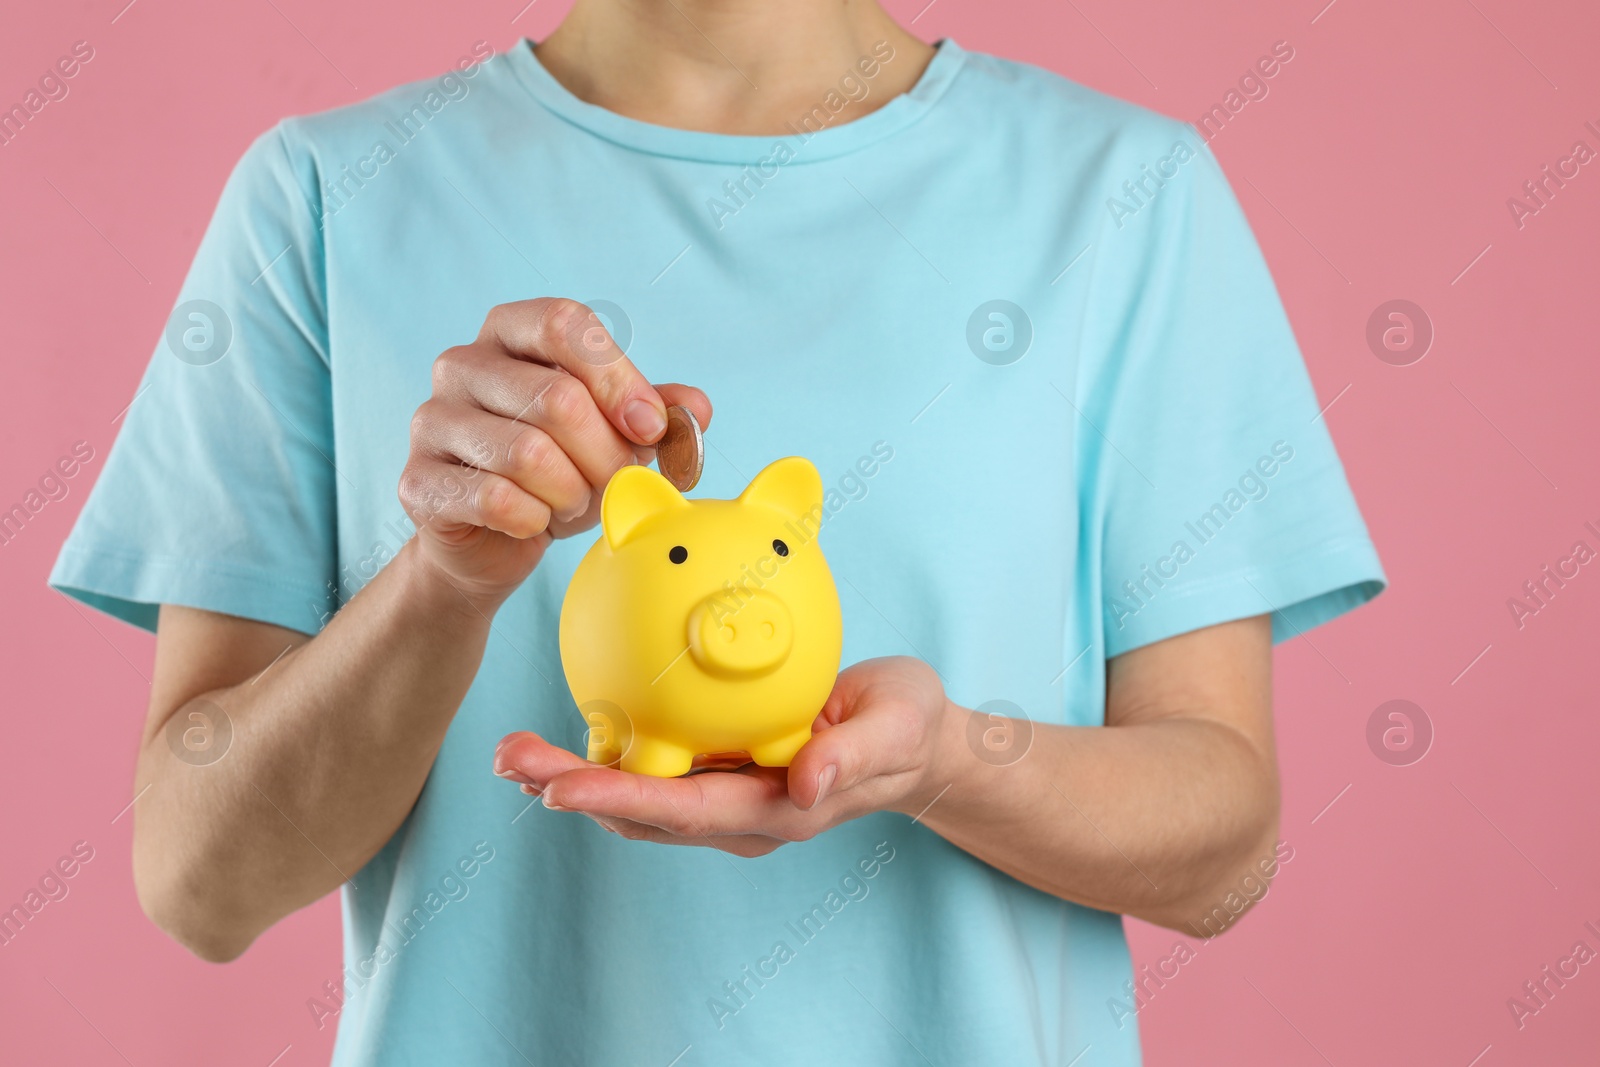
[492,656,957,857]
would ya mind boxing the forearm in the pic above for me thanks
[910,704,1281,932]
[132,298,701,961]
[133,538,497,960]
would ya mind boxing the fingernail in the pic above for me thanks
[496,768,534,785]
[520,783,542,796]
[811,764,838,810]
[623,398,666,442]
[542,793,567,811]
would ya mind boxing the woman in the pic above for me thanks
[52,0,1384,1063]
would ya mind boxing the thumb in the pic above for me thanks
[654,383,712,432]
[787,680,915,811]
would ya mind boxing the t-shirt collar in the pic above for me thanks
[504,36,966,164]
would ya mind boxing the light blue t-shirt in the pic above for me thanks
[52,37,1384,1066]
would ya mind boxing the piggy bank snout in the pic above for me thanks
[687,589,794,678]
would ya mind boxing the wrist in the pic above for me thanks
[396,537,509,629]
[895,695,971,819]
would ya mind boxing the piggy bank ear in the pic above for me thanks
[602,464,688,549]
[738,457,824,521]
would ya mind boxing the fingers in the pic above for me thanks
[411,400,592,524]
[553,764,825,840]
[491,732,785,854]
[421,303,715,546]
[432,344,639,492]
[494,730,587,785]
[788,680,922,811]
[478,298,669,446]
[399,458,552,539]
[612,382,714,473]
[494,731,809,837]
[583,816,782,857]
[399,299,708,602]
[655,383,713,432]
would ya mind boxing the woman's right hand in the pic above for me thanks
[399,297,712,609]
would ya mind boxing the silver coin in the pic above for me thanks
[655,405,704,492]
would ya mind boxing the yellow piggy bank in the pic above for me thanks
[558,456,843,778]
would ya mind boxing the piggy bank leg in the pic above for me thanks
[620,735,696,778]
[747,727,813,768]
[586,730,624,768]
[582,705,631,768]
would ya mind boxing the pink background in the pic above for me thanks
[3,0,1597,1063]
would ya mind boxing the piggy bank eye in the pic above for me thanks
[772,539,789,557]
[668,545,688,565]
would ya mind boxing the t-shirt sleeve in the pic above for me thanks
[49,121,338,636]
[1077,124,1385,658]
